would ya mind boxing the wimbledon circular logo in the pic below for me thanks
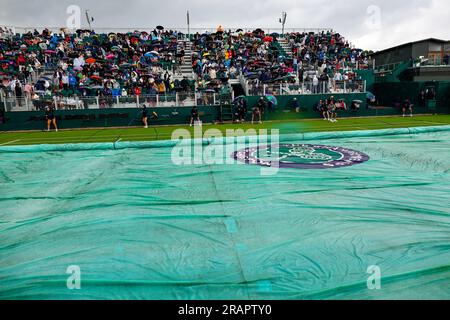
[233,144,370,169]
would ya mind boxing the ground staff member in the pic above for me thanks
[45,105,58,132]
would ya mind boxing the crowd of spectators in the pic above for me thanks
[0,27,194,109]
[191,27,296,89]
[287,31,372,80]
[1,27,373,111]
[192,29,370,96]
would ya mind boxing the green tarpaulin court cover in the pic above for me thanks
[1,126,449,300]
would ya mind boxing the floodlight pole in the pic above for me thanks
[280,12,287,36]
[85,10,93,31]
[187,10,190,41]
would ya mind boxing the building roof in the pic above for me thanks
[372,38,449,57]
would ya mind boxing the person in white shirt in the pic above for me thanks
[333,72,343,92]
[334,72,343,81]
[62,73,69,90]
[209,68,217,80]
[312,75,319,94]
[73,54,85,71]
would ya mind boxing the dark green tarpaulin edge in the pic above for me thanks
[1,125,450,153]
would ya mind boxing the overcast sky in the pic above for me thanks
[0,0,448,51]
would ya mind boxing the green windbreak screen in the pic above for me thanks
[0,127,449,300]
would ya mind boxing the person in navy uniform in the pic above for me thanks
[45,105,58,132]
[141,104,148,128]
[402,99,413,117]
[252,104,262,125]
[317,99,329,121]
[291,98,300,113]
[190,106,200,127]
[327,96,337,122]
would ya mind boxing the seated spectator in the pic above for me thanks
[291,98,300,113]
[190,106,200,127]
[336,99,347,111]
[402,99,413,117]
[350,100,361,112]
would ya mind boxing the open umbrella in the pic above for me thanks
[233,95,246,103]
[90,75,103,82]
[86,57,96,64]
[88,85,104,90]
[367,92,376,102]
[156,26,164,30]
[265,95,278,106]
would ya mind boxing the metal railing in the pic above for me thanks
[1,91,236,112]
[420,56,450,67]
[246,80,366,96]
[375,62,403,73]
[5,26,334,36]
[1,80,365,112]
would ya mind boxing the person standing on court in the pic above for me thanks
[252,104,262,125]
[190,106,200,127]
[142,104,148,128]
[45,105,58,132]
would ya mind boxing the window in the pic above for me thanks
[429,43,443,52]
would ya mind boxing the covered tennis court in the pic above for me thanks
[0,126,449,300]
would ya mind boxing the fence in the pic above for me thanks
[5,26,334,36]
[420,56,450,67]
[245,80,366,96]
[0,91,237,112]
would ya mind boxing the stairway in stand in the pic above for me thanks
[278,38,293,58]
[175,40,194,81]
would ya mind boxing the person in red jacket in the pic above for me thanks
[17,54,26,65]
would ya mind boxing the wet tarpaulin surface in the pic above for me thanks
[0,127,449,300]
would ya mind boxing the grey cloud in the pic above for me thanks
[0,0,448,51]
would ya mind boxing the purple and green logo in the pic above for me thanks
[233,144,370,169]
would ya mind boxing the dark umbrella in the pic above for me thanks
[156,26,164,30]
[88,85,104,90]
[367,92,376,102]
[233,95,246,103]
[265,95,278,106]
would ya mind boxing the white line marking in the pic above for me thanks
[0,139,21,146]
